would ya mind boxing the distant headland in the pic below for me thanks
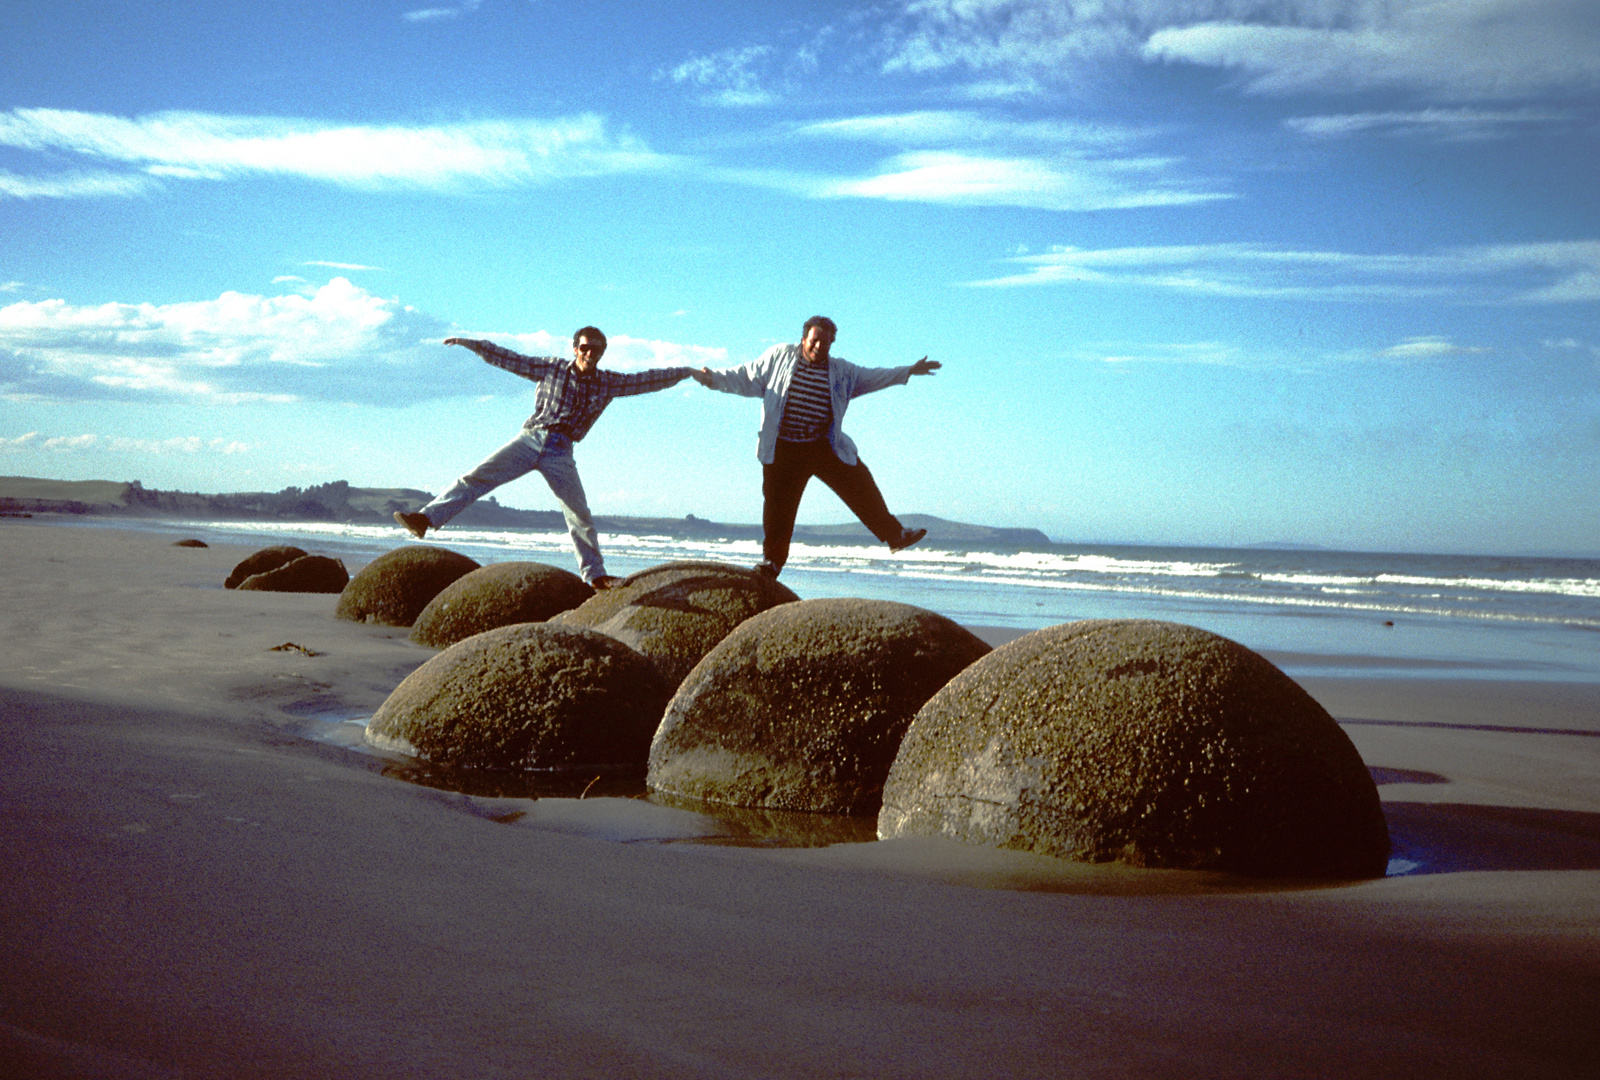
[0,475,1052,548]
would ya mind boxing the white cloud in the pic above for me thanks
[0,431,248,454]
[667,45,780,107]
[403,0,482,23]
[0,278,458,405]
[0,108,677,199]
[1143,1,1600,101]
[305,261,383,271]
[969,240,1600,303]
[0,167,157,200]
[1284,107,1569,141]
[815,151,1225,211]
[883,1,1600,102]
[791,110,1145,149]
[1376,336,1489,361]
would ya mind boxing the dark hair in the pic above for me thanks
[802,316,837,340]
[573,326,607,348]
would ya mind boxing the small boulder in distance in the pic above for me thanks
[173,538,208,548]
[237,554,350,594]
[224,545,307,589]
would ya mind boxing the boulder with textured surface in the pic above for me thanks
[236,554,349,594]
[648,598,991,815]
[224,545,307,589]
[878,619,1390,879]
[410,561,593,648]
[550,561,799,686]
[366,623,671,770]
[334,546,480,627]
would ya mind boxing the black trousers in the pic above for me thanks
[762,438,903,570]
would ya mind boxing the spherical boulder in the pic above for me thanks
[224,545,307,589]
[365,623,671,770]
[647,598,991,815]
[236,554,350,594]
[878,620,1390,879]
[550,561,799,686]
[410,561,593,648]
[334,545,479,627]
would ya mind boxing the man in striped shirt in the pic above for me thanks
[394,327,690,589]
[692,316,941,578]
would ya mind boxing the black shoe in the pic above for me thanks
[753,560,780,580]
[394,511,429,539]
[889,527,926,553]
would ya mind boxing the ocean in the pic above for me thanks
[76,516,1600,682]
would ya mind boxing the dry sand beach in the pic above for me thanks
[1,519,1597,1079]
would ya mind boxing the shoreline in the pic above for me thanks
[2,518,1597,1077]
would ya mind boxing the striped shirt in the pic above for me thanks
[777,357,834,442]
[457,339,690,442]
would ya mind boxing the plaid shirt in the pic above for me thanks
[457,339,690,442]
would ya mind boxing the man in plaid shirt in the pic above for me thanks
[394,326,690,588]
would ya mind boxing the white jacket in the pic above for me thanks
[701,343,912,465]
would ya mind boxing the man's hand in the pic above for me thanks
[690,367,715,387]
[443,337,469,347]
[909,357,940,376]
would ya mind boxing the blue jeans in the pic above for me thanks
[420,428,605,583]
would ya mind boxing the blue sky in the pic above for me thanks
[2,1,1597,556]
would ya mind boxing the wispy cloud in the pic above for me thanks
[305,261,383,271]
[0,278,456,405]
[0,431,249,454]
[1376,336,1489,361]
[0,108,677,199]
[1284,107,1570,141]
[969,240,1600,304]
[883,1,1600,102]
[403,0,482,23]
[666,45,782,107]
[758,109,1225,212]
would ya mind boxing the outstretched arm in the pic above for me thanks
[442,337,556,382]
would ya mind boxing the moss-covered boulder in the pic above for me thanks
[410,561,592,648]
[224,545,307,589]
[878,619,1390,879]
[236,554,349,594]
[647,598,991,815]
[365,623,671,770]
[334,546,479,627]
[550,561,799,686]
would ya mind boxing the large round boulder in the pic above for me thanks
[647,598,991,815]
[878,620,1390,879]
[365,623,671,770]
[224,545,307,589]
[236,554,349,594]
[550,561,799,686]
[410,561,593,648]
[335,546,480,627]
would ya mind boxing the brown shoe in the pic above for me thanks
[889,527,926,553]
[393,511,429,539]
[590,575,622,590]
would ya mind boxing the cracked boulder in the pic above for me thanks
[224,545,307,589]
[366,623,670,770]
[334,545,480,627]
[236,554,349,593]
[411,561,593,648]
[550,560,799,686]
[647,598,991,815]
[878,619,1390,879]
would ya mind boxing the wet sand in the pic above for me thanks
[1,519,1596,1078]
